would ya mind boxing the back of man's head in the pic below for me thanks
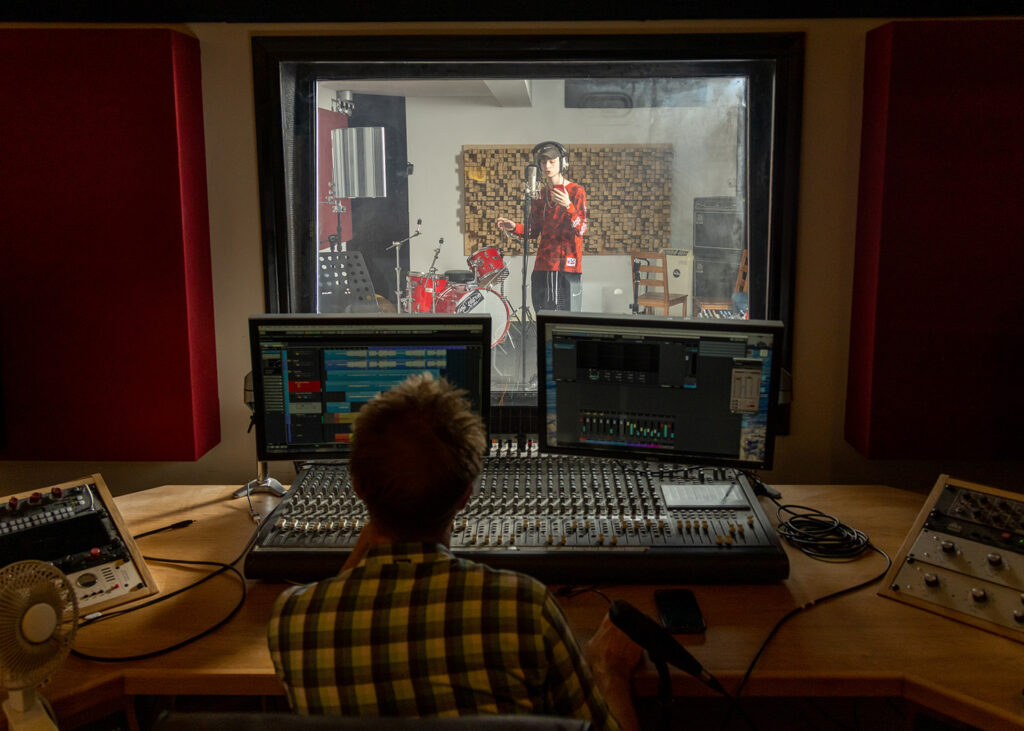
[349,373,485,538]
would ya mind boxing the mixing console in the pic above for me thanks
[244,453,789,584]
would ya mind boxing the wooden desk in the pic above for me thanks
[16,484,1024,730]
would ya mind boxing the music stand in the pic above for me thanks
[317,250,381,313]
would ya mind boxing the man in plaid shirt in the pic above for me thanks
[267,373,641,730]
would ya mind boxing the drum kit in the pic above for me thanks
[402,245,514,349]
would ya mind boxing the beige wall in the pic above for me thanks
[1,18,1021,497]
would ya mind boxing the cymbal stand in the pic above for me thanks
[426,237,444,312]
[387,221,422,314]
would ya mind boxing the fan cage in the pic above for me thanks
[0,560,78,690]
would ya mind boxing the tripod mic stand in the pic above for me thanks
[388,218,422,313]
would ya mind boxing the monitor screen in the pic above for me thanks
[537,312,783,469]
[250,314,491,461]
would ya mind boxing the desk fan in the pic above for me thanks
[0,561,78,731]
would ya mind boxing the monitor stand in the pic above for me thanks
[233,460,286,498]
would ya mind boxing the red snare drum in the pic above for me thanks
[405,272,447,313]
[467,247,507,287]
[435,286,512,348]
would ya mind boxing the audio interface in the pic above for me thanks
[1,474,157,613]
[881,474,1024,641]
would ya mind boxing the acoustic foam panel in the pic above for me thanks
[462,144,673,257]
[846,20,1024,459]
[0,28,220,460]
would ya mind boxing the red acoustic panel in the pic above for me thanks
[0,29,219,460]
[846,20,1024,459]
[317,107,352,248]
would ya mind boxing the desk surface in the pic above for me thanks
[26,484,1024,729]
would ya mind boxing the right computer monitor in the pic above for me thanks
[538,312,784,470]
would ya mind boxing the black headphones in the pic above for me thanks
[531,140,569,174]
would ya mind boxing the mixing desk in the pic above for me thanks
[244,452,790,584]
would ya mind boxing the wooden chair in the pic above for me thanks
[630,250,687,316]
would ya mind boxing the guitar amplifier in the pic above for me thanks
[662,248,693,301]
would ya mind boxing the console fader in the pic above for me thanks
[244,449,790,585]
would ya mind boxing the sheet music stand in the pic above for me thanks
[317,250,381,313]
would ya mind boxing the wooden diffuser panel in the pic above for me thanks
[462,144,673,256]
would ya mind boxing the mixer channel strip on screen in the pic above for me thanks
[244,453,790,584]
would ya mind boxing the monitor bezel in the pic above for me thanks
[249,313,492,463]
[536,311,783,470]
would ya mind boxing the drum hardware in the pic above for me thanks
[435,285,513,348]
[387,217,423,309]
[468,246,509,287]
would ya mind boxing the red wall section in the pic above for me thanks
[846,20,1024,459]
[317,106,352,249]
[0,28,220,460]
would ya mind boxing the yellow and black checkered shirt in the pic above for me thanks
[267,542,620,729]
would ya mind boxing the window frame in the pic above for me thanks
[251,32,804,427]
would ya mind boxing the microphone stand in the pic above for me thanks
[387,223,422,314]
[519,180,536,387]
[426,238,444,312]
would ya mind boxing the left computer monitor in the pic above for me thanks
[249,314,491,462]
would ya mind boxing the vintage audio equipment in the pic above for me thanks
[880,474,1024,642]
[244,453,789,585]
[0,475,157,613]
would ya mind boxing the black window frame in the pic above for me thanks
[251,32,804,430]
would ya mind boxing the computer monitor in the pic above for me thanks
[537,312,783,470]
[250,314,491,462]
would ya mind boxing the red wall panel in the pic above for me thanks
[0,28,219,460]
[846,20,1024,458]
[317,107,352,249]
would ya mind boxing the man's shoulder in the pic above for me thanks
[454,556,552,596]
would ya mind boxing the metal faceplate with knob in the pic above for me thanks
[881,475,1024,641]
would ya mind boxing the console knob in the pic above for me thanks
[924,573,940,587]
[939,539,956,553]
[986,552,1003,567]
[1014,610,1024,624]
[970,587,987,603]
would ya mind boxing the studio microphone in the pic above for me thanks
[608,600,726,695]
[415,218,423,234]
[525,163,540,199]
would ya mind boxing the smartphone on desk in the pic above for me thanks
[654,588,706,634]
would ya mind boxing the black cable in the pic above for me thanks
[555,585,612,604]
[71,520,261,662]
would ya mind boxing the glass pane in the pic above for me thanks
[312,75,751,402]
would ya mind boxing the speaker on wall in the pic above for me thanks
[846,20,1024,459]
[0,29,219,460]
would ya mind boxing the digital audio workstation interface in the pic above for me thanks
[539,313,782,469]
[251,315,490,460]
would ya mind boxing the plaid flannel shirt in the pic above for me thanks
[267,542,620,729]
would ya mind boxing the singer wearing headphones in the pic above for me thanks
[495,141,588,312]
[267,373,642,730]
